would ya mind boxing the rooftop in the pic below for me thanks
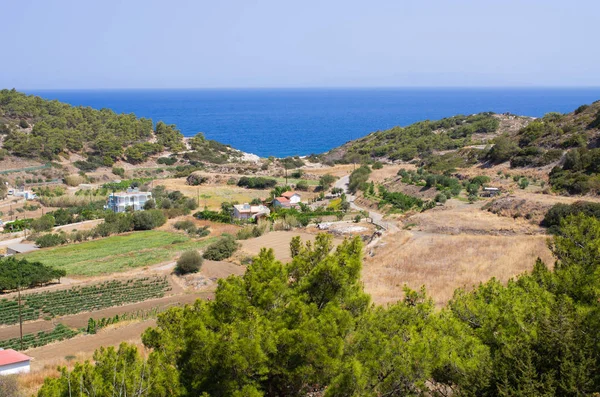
[281,191,299,198]
[0,349,31,366]
[7,243,39,254]
[233,204,269,213]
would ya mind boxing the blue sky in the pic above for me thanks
[1,0,598,89]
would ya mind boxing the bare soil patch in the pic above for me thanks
[240,231,343,263]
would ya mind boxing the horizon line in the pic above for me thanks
[15,85,600,92]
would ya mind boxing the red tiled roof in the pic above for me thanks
[0,349,31,366]
[281,191,297,198]
[274,197,290,203]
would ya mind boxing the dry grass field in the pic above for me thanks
[363,231,553,307]
[159,178,272,209]
[361,194,564,307]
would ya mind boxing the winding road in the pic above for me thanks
[334,175,399,232]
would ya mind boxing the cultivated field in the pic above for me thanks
[21,231,216,276]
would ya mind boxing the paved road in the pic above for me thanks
[334,175,398,232]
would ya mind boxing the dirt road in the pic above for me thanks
[335,175,398,231]
[27,319,157,369]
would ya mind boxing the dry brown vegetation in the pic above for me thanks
[363,230,553,307]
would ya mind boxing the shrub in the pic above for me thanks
[31,214,56,232]
[175,250,204,275]
[372,161,383,170]
[543,201,600,231]
[174,220,196,232]
[203,235,239,260]
[64,174,86,187]
[291,170,304,179]
[319,174,336,190]
[186,173,208,186]
[132,209,166,230]
[19,119,29,128]
[35,233,67,248]
[518,178,529,189]
[112,167,125,178]
[435,193,447,204]
[157,156,177,165]
[296,180,309,191]
[237,177,277,189]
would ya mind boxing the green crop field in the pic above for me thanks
[22,231,216,276]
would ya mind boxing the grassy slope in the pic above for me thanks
[22,231,216,276]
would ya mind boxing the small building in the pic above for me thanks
[232,203,270,220]
[481,187,501,197]
[13,191,36,200]
[6,243,39,255]
[0,349,31,376]
[272,197,291,208]
[105,190,152,213]
[281,191,301,205]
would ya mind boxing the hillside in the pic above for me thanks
[324,100,600,195]
[0,89,243,169]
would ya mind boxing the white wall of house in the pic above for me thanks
[0,361,30,376]
[288,194,301,204]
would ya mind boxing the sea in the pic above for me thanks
[25,88,600,158]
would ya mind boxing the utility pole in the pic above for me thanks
[18,267,23,350]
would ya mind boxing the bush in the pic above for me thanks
[186,173,208,186]
[372,161,383,170]
[518,178,529,189]
[19,119,29,128]
[64,174,86,187]
[319,174,336,190]
[543,201,600,231]
[203,235,239,260]
[132,209,166,230]
[112,167,125,178]
[435,193,447,204]
[35,233,68,248]
[237,177,277,189]
[175,250,204,275]
[31,214,56,232]
[174,220,196,232]
[296,180,309,191]
[157,156,177,165]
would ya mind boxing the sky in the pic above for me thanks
[1,0,599,89]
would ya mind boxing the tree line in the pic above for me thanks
[34,213,600,396]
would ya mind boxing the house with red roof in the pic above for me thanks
[0,349,31,375]
[273,196,291,208]
[273,191,301,208]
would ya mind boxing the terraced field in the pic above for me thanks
[22,231,216,276]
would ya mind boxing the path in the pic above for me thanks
[27,319,157,367]
[334,175,399,232]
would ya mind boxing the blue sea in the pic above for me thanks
[25,88,600,158]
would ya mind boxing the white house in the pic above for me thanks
[281,191,301,205]
[105,190,152,213]
[233,203,270,220]
[0,349,31,376]
[273,192,301,208]
[13,190,37,200]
